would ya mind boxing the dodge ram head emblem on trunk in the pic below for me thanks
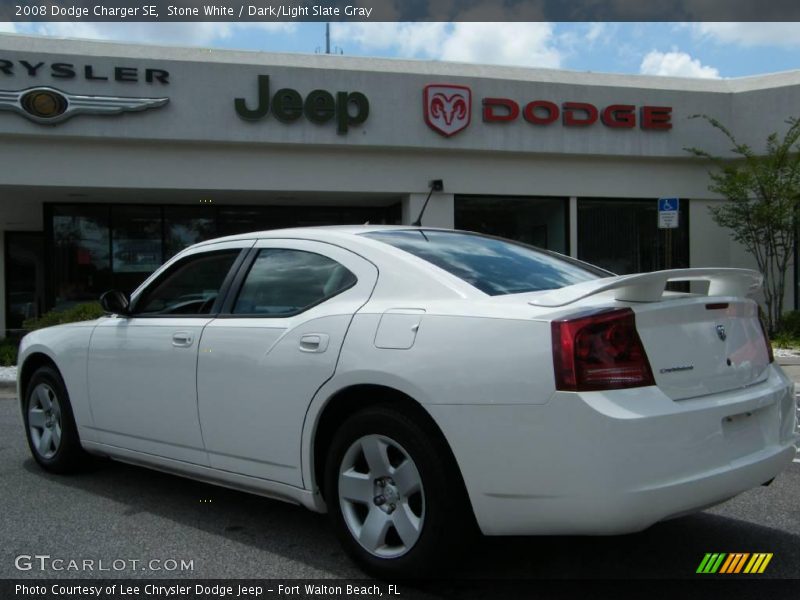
[716,324,727,341]
[423,84,471,137]
[0,86,169,125]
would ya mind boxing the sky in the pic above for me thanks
[1,22,799,79]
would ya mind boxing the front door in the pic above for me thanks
[197,239,378,486]
[86,242,249,464]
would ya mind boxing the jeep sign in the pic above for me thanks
[235,75,369,134]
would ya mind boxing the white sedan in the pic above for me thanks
[18,226,798,577]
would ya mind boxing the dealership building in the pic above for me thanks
[0,33,799,335]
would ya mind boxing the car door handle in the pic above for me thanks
[172,331,194,347]
[299,333,329,353]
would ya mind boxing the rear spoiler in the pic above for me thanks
[529,268,763,308]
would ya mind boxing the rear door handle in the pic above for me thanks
[172,331,193,347]
[299,333,329,353]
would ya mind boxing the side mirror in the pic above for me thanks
[99,290,130,315]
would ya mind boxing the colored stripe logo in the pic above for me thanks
[696,553,773,574]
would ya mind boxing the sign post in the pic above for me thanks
[658,198,679,270]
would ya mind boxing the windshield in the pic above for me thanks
[362,230,610,296]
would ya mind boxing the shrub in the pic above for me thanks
[0,340,17,366]
[778,310,800,339]
[772,331,795,349]
[22,302,105,332]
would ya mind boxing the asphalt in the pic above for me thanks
[0,383,798,589]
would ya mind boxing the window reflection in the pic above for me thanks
[112,206,162,293]
[165,206,216,260]
[456,196,567,254]
[233,249,356,315]
[52,205,111,309]
[364,229,606,296]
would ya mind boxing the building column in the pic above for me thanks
[569,196,578,258]
[401,193,455,228]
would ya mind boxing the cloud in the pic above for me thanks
[332,22,448,57]
[584,22,608,44]
[333,22,563,69]
[440,22,562,68]
[640,50,720,79]
[0,23,17,34]
[10,21,294,47]
[692,22,800,48]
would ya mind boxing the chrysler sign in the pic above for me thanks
[423,84,672,137]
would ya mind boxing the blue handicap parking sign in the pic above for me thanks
[658,198,678,212]
[658,197,679,228]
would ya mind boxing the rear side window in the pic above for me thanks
[233,248,357,316]
[363,230,608,296]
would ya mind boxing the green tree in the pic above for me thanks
[685,115,800,333]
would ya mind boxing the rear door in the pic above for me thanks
[196,239,378,486]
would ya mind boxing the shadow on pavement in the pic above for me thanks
[21,456,800,588]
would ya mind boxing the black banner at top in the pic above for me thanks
[1,0,800,22]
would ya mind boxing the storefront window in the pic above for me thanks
[455,196,568,254]
[164,206,216,260]
[218,206,274,236]
[112,205,163,293]
[51,205,111,309]
[45,202,401,313]
[577,198,689,275]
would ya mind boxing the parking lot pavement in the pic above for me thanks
[1,394,799,589]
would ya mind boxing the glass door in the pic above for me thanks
[5,232,45,337]
[577,198,690,275]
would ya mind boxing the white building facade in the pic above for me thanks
[0,34,799,335]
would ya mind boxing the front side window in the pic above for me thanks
[233,249,357,316]
[134,250,240,315]
[363,229,609,296]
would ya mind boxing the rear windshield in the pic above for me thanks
[362,230,609,296]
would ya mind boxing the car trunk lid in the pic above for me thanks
[634,298,770,400]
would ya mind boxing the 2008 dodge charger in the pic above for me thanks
[18,226,798,577]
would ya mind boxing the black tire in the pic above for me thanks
[23,365,88,473]
[324,404,473,578]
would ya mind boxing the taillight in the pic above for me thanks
[551,307,655,391]
[757,313,774,363]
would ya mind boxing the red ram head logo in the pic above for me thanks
[423,84,472,137]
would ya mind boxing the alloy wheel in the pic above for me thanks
[338,434,425,558]
[28,383,62,460]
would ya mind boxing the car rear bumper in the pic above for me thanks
[427,364,798,536]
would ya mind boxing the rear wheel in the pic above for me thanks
[23,366,88,473]
[324,405,471,577]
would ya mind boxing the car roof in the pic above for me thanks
[191,224,453,246]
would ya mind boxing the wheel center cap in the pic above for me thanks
[374,478,400,514]
[384,485,399,503]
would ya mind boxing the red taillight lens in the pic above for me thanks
[757,313,774,363]
[552,308,655,391]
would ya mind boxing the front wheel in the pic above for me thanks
[324,405,472,577]
[23,365,88,473]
